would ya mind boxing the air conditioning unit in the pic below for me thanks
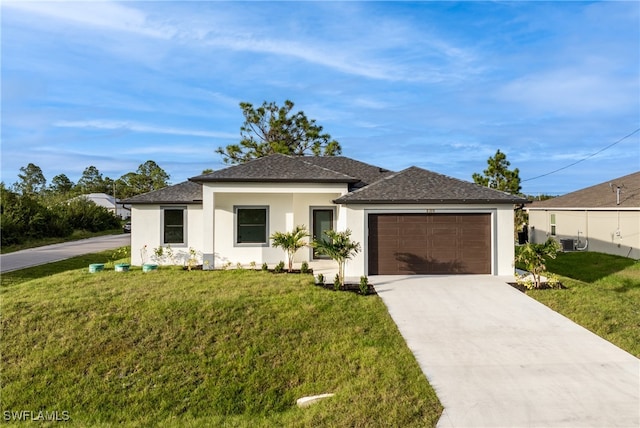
[560,239,574,252]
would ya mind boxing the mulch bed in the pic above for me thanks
[315,282,377,295]
[508,282,566,293]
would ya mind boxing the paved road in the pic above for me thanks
[0,234,131,273]
[373,275,640,428]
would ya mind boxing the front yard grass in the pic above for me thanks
[525,252,640,358]
[1,260,442,427]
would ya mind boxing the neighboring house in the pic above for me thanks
[123,154,526,276]
[526,171,640,259]
[75,193,131,219]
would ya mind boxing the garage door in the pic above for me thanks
[368,213,491,275]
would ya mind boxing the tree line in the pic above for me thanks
[11,160,170,199]
[1,160,170,247]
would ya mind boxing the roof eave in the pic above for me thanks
[333,198,528,205]
[125,199,203,205]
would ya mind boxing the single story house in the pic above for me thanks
[73,193,131,219]
[526,171,640,259]
[124,154,527,276]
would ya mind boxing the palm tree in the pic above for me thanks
[270,225,309,272]
[312,229,361,287]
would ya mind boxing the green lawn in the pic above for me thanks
[526,252,640,358]
[1,255,442,427]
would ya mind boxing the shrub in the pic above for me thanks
[274,261,285,274]
[300,261,310,274]
[261,262,269,271]
[316,273,324,284]
[359,276,369,295]
[334,273,341,291]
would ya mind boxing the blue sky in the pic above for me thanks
[2,1,639,196]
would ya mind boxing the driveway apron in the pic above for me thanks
[373,275,640,428]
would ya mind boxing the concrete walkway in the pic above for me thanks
[373,275,640,428]
[0,234,131,273]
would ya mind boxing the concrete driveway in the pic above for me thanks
[0,234,131,273]
[373,275,640,428]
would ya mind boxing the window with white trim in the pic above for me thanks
[236,206,268,245]
[163,207,186,244]
[550,213,556,236]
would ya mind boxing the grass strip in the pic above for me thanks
[526,252,640,358]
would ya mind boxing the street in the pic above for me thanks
[0,234,131,273]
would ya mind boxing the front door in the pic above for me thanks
[312,209,334,259]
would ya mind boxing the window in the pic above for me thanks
[236,207,268,245]
[163,208,185,244]
[550,213,556,236]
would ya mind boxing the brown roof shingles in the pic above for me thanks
[122,181,202,205]
[528,171,640,209]
[125,154,528,205]
[189,153,359,183]
[334,166,528,204]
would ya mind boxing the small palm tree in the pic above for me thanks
[515,238,560,288]
[312,229,361,287]
[270,225,309,272]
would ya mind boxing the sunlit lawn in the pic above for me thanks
[525,252,640,357]
[1,255,442,427]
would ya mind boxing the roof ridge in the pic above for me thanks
[297,156,359,181]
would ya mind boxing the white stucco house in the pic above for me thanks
[124,154,526,276]
[527,171,640,259]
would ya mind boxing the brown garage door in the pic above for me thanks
[368,213,491,275]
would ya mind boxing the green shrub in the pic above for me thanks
[300,261,310,274]
[359,276,369,295]
[334,273,341,290]
[274,261,285,273]
[261,262,269,271]
[316,273,324,284]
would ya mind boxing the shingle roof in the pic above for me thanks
[122,181,203,205]
[334,166,528,204]
[528,171,640,209]
[189,154,359,183]
[301,156,394,189]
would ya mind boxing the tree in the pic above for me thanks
[116,161,170,198]
[311,229,361,288]
[270,225,309,272]
[77,166,106,193]
[134,160,170,192]
[472,150,522,195]
[49,174,74,195]
[216,100,342,164]
[14,163,46,195]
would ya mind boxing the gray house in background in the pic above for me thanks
[526,171,640,259]
[75,193,131,219]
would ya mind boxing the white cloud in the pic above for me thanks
[3,0,175,39]
[54,120,236,139]
[498,69,638,116]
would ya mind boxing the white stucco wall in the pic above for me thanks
[341,204,516,277]
[130,204,203,266]
[528,209,640,259]
[201,182,347,268]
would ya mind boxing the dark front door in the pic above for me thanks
[312,209,334,259]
